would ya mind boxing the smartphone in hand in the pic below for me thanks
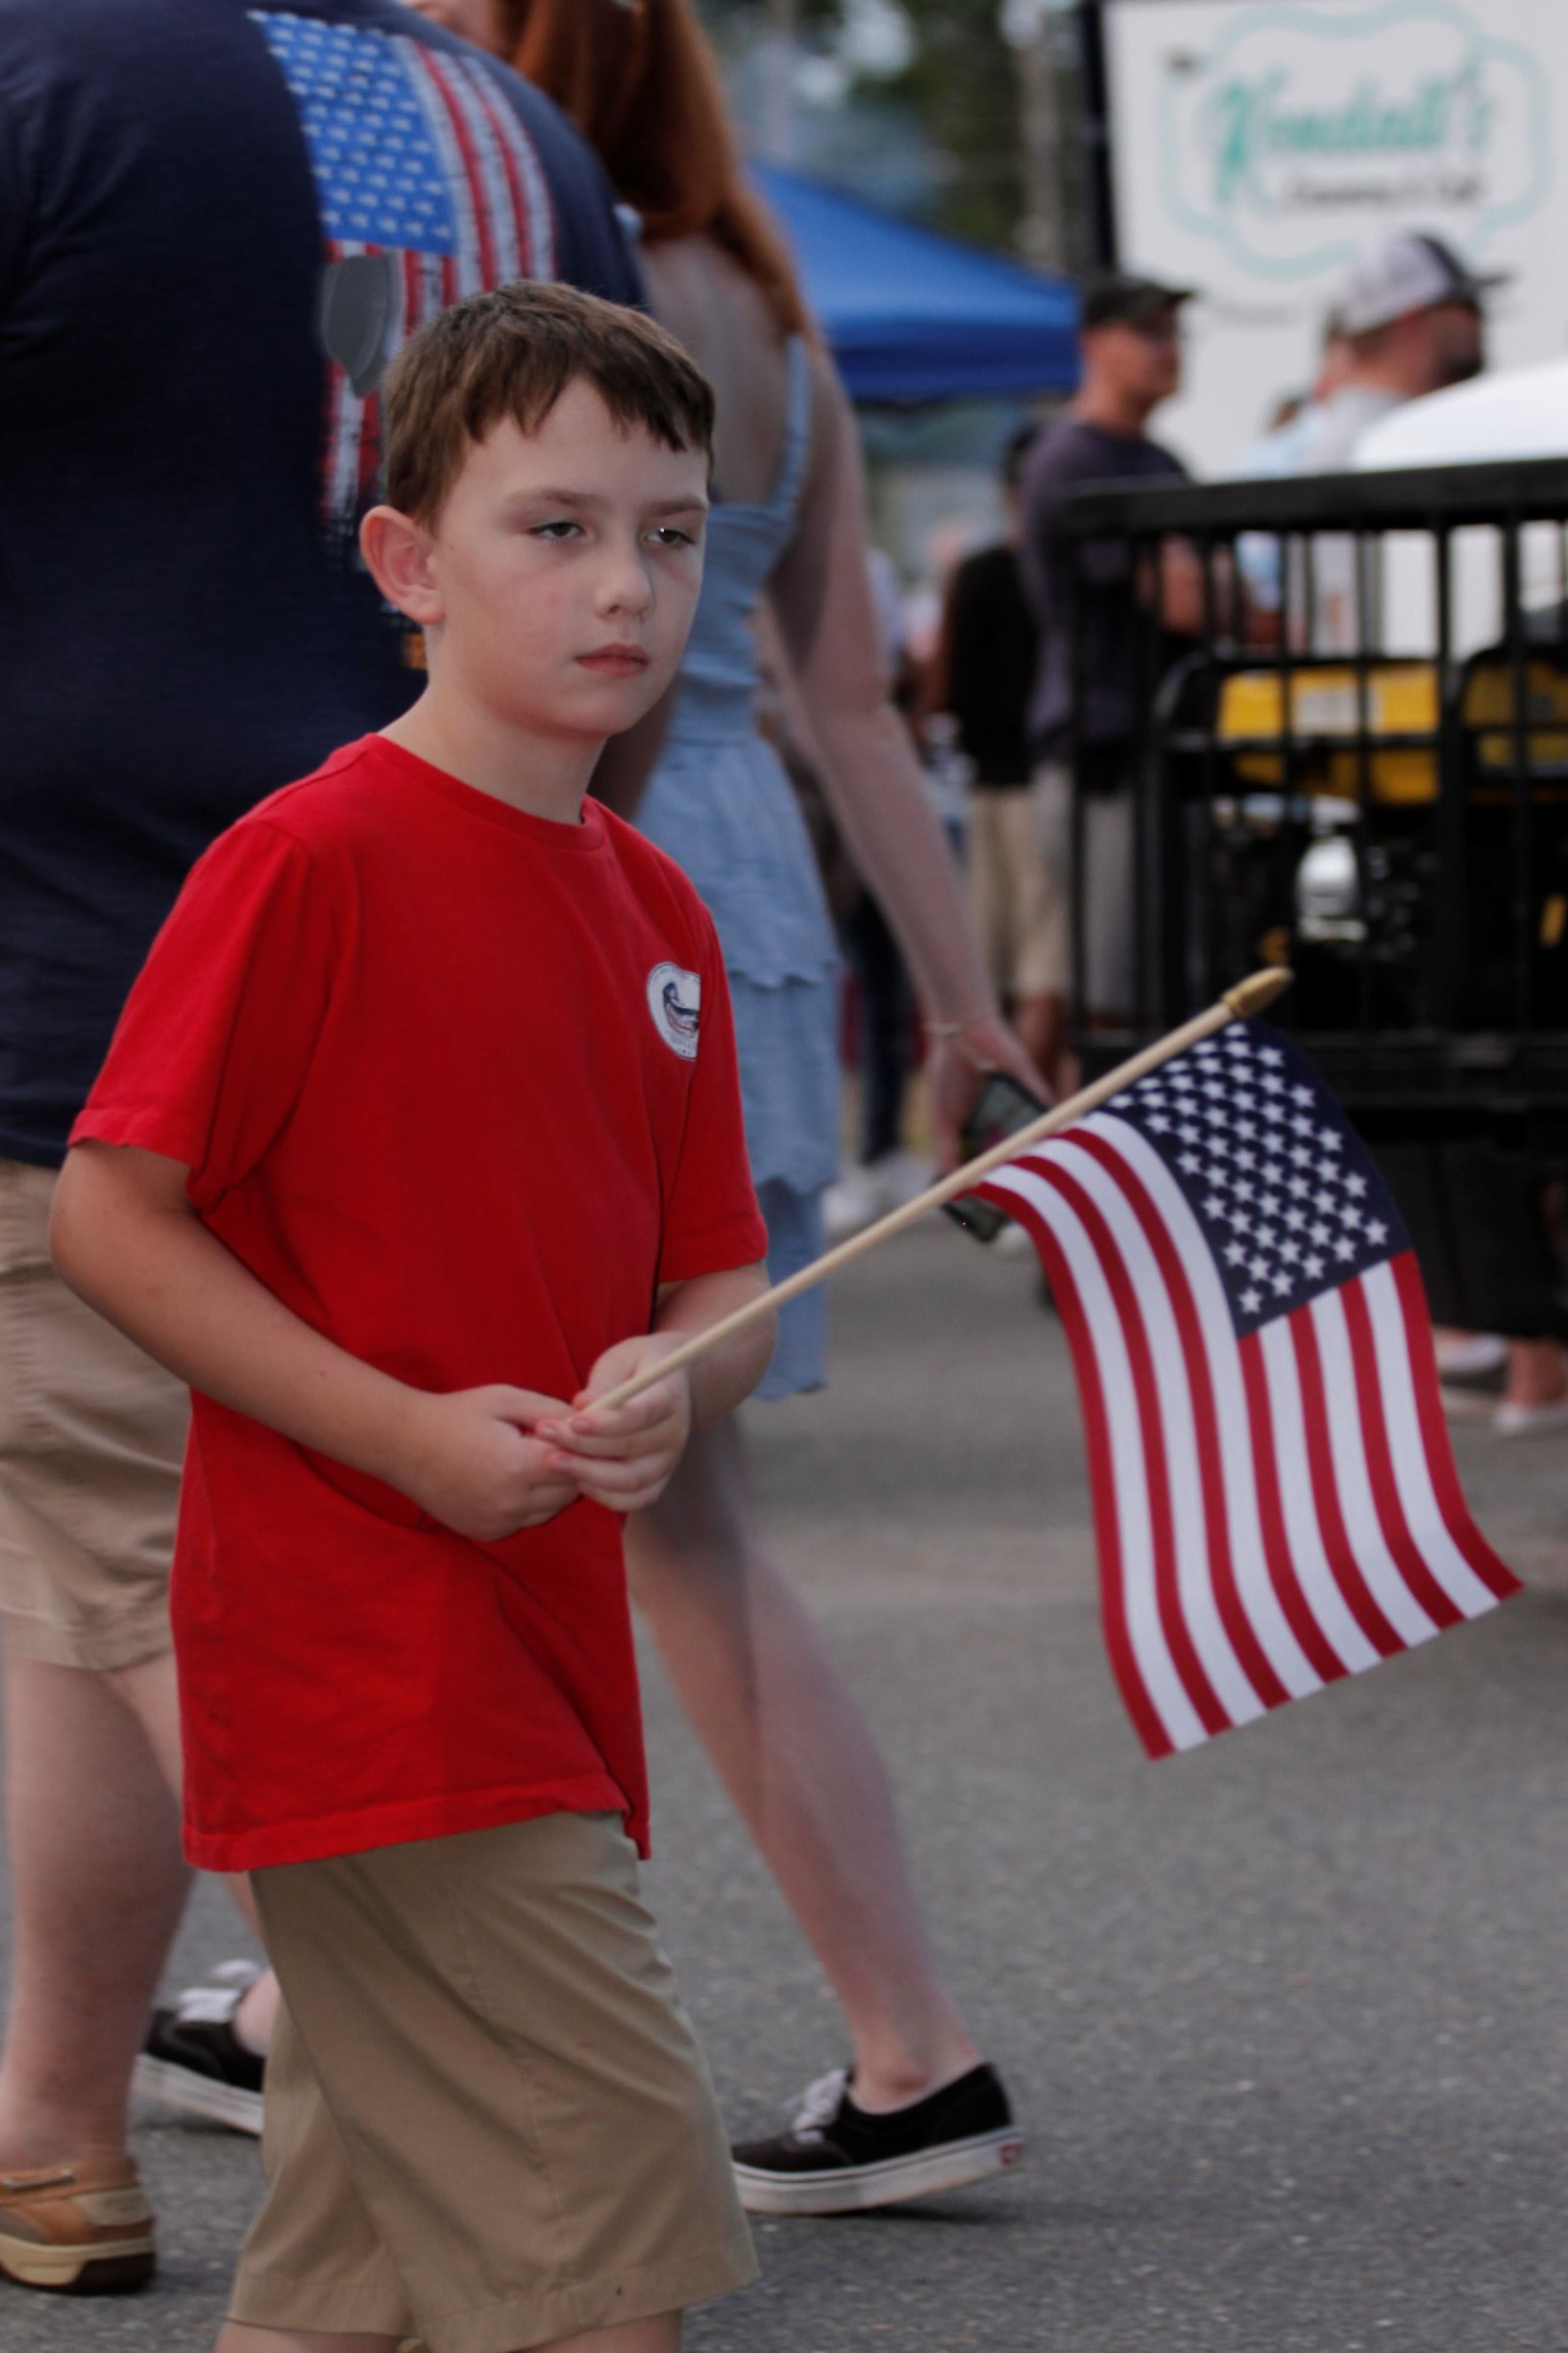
[943,1071,1051,1244]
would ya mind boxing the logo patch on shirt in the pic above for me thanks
[646,963,700,1060]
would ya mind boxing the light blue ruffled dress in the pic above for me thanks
[636,340,840,1397]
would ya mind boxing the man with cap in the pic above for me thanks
[1286,231,1503,478]
[1254,232,1504,651]
[1019,273,1205,1065]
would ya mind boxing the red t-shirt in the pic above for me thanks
[72,736,767,1872]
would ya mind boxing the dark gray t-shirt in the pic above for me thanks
[1020,417,1188,764]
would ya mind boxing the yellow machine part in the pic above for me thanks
[1217,660,1568,804]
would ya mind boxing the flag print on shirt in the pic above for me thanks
[250,11,555,542]
[977,1022,1518,1757]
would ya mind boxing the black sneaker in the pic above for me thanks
[731,2063,1024,2215]
[133,1964,264,2136]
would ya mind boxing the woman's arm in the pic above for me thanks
[767,352,1047,1148]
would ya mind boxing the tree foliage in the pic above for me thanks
[696,1,1083,261]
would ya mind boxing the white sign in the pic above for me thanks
[1105,0,1568,471]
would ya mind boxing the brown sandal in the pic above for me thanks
[0,2154,155,2292]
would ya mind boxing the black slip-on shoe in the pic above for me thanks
[731,2062,1024,2215]
[133,1964,264,2136]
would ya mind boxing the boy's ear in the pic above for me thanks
[359,504,443,627]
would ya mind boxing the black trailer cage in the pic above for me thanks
[1056,454,1568,1338]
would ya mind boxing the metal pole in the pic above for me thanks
[1075,0,1117,270]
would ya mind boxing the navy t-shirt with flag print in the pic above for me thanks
[0,0,641,1168]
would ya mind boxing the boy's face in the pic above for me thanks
[377,380,709,748]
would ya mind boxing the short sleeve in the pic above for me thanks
[1024,436,1133,595]
[656,917,769,1287]
[71,820,337,1210]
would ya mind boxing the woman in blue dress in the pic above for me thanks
[419,0,1044,2207]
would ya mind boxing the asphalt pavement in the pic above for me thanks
[3,1223,1565,2352]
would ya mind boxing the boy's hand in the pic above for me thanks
[536,1336,693,1516]
[399,1385,581,1542]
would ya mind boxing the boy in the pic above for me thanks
[49,282,772,2353]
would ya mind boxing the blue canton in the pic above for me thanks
[1101,1022,1409,1339]
[250,12,457,253]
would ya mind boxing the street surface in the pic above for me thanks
[3,1224,1565,2351]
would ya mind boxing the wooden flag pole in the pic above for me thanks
[594,968,1292,1414]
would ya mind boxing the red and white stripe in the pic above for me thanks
[979,1113,1517,1757]
[436,53,557,284]
[477,68,557,282]
[395,38,482,302]
[321,45,555,529]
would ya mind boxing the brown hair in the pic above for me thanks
[381,278,715,524]
[507,0,810,336]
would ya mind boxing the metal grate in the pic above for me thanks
[1057,455,1568,1139]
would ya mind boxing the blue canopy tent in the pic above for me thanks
[749,163,1079,404]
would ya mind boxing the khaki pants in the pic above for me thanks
[233,1813,758,2353]
[1031,763,1137,1017]
[968,786,1059,1002]
[0,1159,184,1667]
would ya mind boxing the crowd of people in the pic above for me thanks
[867,227,1568,1427]
[0,1,1556,2345]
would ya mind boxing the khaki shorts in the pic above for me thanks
[968,786,1059,1003]
[233,1811,758,2353]
[0,1159,185,1669]
[1032,762,1137,1017]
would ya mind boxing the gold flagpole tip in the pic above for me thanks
[1222,968,1293,1020]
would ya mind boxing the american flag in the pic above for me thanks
[251,11,556,541]
[977,1022,1517,1757]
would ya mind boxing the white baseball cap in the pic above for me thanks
[1335,233,1508,336]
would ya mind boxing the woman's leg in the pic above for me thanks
[112,1646,282,2051]
[1500,1336,1568,1409]
[625,1418,977,2108]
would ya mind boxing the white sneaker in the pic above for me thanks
[1433,1332,1507,1378]
[822,1151,933,1242]
[1494,1395,1568,1436]
[822,1164,889,1243]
